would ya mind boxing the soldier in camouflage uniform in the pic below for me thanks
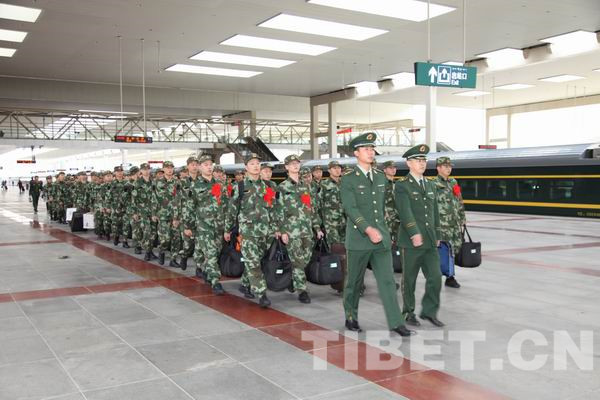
[43,176,53,218]
[182,154,226,294]
[434,156,466,288]
[72,172,89,212]
[105,166,128,246]
[382,161,401,243]
[312,165,323,186]
[53,172,67,223]
[121,167,138,249]
[319,160,346,244]
[260,163,276,189]
[90,172,106,238]
[152,161,182,266]
[225,153,277,308]
[276,156,324,304]
[178,156,200,270]
[132,163,157,260]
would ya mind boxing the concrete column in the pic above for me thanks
[310,105,319,159]
[425,86,437,150]
[506,112,512,148]
[327,102,337,158]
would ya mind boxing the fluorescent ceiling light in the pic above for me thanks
[0,3,42,22]
[221,34,336,56]
[258,14,387,41]
[0,47,16,57]
[493,83,534,90]
[441,61,463,66]
[594,68,600,72]
[454,90,490,97]
[347,81,380,96]
[382,72,415,89]
[78,110,138,115]
[0,28,27,42]
[166,64,262,78]
[538,74,584,83]
[540,30,598,56]
[307,0,455,22]
[476,48,524,69]
[190,50,295,68]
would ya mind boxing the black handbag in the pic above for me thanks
[455,225,481,268]
[261,239,293,292]
[70,212,84,232]
[391,242,403,273]
[219,229,244,277]
[306,238,343,285]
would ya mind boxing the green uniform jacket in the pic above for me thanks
[394,174,441,249]
[340,166,391,251]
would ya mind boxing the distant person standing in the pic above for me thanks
[29,176,43,213]
[434,156,466,288]
[17,179,24,193]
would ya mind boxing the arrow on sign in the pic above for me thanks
[428,67,437,83]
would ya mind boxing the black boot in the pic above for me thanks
[134,246,142,255]
[259,294,271,308]
[298,291,311,304]
[169,258,180,268]
[106,234,111,241]
[179,257,188,271]
[113,236,119,246]
[122,241,130,249]
[158,252,165,265]
[149,251,158,260]
[144,252,152,261]
[238,284,254,299]
[212,282,225,296]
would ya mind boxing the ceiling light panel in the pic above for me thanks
[259,14,387,41]
[453,90,490,97]
[476,48,524,69]
[493,83,534,90]
[540,30,598,56]
[0,3,42,23]
[307,0,455,22]
[190,51,295,68]
[166,64,263,78]
[538,74,584,83]
[347,81,380,96]
[221,34,336,55]
[382,72,415,89]
[0,28,27,42]
[78,110,139,115]
[0,46,16,57]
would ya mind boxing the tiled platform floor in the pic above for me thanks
[1,189,599,400]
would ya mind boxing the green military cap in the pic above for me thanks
[104,170,113,176]
[403,144,430,160]
[90,171,97,177]
[436,156,454,166]
[284,154,301,165]
[76,171,85,176]
[186,155,198,165]
[57,171,65,176]
[114,166,123,172]
[260,162,273,170]
[244,153,262,164]
[180,166,188,173]
[197,154,213,164]
[349,132,377,149]
[213,165,224,172]
[140,163,150,170]
[163,161,174,168]
[328,160,341,169]
[311,165,322,171]
[300,167,311,177]
[156,168,164,173]
[129,166,140,174]
[382,160,396,169]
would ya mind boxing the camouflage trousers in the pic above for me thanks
[440,225,462,256]
[102,212,112,236]
[157,219,181,255]
[94,210,104,236]
[137,216,155,252]
[193,229,222,285]
[110,210,125,240]
[240,235,270,296]
[130,215,141,244]
[323,222,346,245]
[123,212,133,240]
[387,220,401,243]
[286,236,312,292]
[180,224,196,258]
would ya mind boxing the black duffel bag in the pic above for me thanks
[261,239,293,292]
[219,229,244,278]
[391,242,403,273]
[306,238,343,285]
[70,211,84,232]
[455,225,481,268]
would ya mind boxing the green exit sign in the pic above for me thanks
[414,62,477,88]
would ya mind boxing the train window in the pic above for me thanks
[549,179,575,201]
[516,179,540,201]
[485,180,507,199]
[460,180,477,198]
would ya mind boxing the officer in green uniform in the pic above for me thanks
[29,176,43,213]
[394,144,444,327]
[340,132,413,337]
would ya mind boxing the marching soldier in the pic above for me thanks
[260,163,276,189]
[29,176,43,214]
[434,156,466,289]
[122,167,139,249]
[107,166,127,246]
[54,172,67,223]
[178,156,200,270]
[91,172,106,239]
[102,171,114,240]
[152,161,182,266]
[132,163,157,260]
[224,153,277,308]
[340,132,413,336]
[382,161,401,243]
[276,156,324,304]
[43,175,53,218]
[395,144,444,328]
[72,172,88,212]
[319,161,346,245]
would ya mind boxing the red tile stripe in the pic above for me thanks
[0,239,63,247]
[22,221,508,399]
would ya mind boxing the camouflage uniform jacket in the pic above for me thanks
[106,179,128,213]
[319,177,346,229]
[151,177,181,221]
[225,177,276,238]
[433,175,466,250]
[182,176,225,233]
[384,177,401,239]
[72,182,88,210]
[54,181,68,205]
[42,182,52,200]
[88,183,102,211]
[275,177,321,238]
[132,177,154,217]
[123,180,135,216]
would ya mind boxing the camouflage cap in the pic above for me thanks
[382,160,396,169]
[114,166,123,172]
[129,166,140,174]
[349,132,377,149]
[244,153,261,164]
[156,168,165,173]
[311,165,322,171]
[75,171,85,176]
[186,155,198,165]
[213,165,224,172]
[197,154,213,164]
[328,160,341,169]
[180,166,188,173]
[436,156,454,166]
[163,161,174,168]
[57,171,65,176]
[300,167,311,177]
[139,163,150,170]
[260,162,273,170]
[284,154,301,165]
[403,144,429,160]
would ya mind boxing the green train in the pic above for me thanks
[224,143,600,219]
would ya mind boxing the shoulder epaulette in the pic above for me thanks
[398,177,408,182]
[343,169,354,176]
[426,176,436,181]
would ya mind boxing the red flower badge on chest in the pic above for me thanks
[211,183,222,204]
[227,183,233,197]
[264,186,276,207]
[452,183,462,198]
[300,192,311,209]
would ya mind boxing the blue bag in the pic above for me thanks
[438,241,455,277]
